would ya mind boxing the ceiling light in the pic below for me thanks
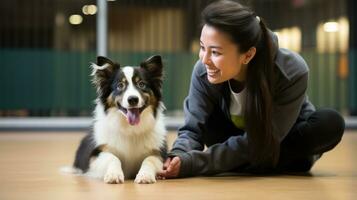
[82,5,97,15]
[69,14,83,25]
[323,22,339,32]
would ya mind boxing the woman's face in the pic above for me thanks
[199,24,249,84]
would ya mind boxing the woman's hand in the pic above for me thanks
[157,156,181,179]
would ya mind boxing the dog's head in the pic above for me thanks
[91,55,163,125]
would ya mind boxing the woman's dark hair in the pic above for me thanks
[202,0,279,170]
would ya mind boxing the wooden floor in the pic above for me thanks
[0,131,356,200]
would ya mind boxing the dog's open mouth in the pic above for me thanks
[118,104,145,126]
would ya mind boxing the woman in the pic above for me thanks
[161,0,345,178]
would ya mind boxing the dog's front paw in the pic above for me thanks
[134,171,156,184]
[104,169,124,184]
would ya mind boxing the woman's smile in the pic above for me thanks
[206,67,220,77]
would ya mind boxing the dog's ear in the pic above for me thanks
[140,55,163,87]
[90,56,120,88]
[97,56,115,67]
[91,56,119,76]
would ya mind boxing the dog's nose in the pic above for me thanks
[128,96,139,106]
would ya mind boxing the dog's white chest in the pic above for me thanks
[92,104,165,178]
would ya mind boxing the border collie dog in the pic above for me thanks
[69,55,167,184]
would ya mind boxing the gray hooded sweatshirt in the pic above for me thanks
[168,34,316,177]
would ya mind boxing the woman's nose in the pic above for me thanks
[201,52,211,65]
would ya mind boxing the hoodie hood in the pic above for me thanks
[268,30,279,59]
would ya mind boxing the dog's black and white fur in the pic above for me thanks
[66,55,167,184]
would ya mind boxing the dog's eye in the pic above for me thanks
[117,82,125,90]
[137,81,146,89]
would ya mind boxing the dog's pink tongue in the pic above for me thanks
[127,108,140,125]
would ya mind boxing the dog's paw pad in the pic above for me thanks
[104,171,124,184]
[134,172,156,184]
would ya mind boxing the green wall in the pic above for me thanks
[0,49,195,113]
[0,48,353,115]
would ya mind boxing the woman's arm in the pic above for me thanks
[169,61,221,155]
[166,61,251,177]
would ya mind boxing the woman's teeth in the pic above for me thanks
[208,69,219,74]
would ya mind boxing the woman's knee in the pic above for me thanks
[310,108,345,146]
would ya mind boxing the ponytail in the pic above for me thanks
[245,17,279,171]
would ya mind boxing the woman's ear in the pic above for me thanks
[242,47,256,65]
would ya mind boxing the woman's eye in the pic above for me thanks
[212,51,221,56]
[117,82,125,90]
[137,81,146,89]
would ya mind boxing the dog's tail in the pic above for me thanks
[60,132,100,175]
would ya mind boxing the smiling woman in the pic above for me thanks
[199,24,254,84]
[160,0,345,178]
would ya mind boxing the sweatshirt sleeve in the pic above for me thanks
[169,61,251,177]
[169,61,219,155]
[176,134,250,177]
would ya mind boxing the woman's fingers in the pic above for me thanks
[163,157,171,170]
[169,167,180,178]
[171,157,180,166]
[165,157,180,178]
[159,157,181,179]
[166,161,175,172]
[167,157,180,171]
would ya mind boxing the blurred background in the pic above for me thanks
[0,0,356,130]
